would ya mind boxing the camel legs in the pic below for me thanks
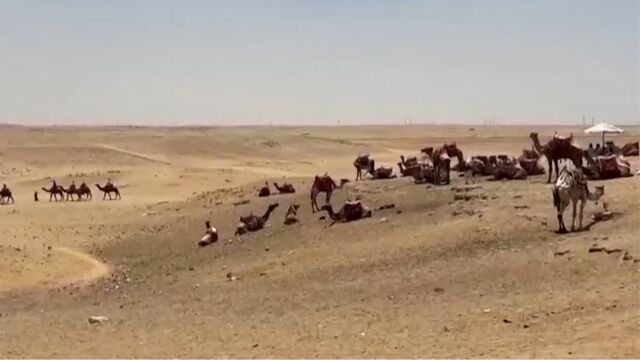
[578,198,586,230]
[570,199,578,231]
[546,158,553,183]
[325,189,332,205]
[556,199,569,233]
[310,189,319,212]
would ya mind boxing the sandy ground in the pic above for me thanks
[0,125,638,357]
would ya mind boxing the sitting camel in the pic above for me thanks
[354,154,375,181]
[198,221,219,247]
[464,157,485,184]
[236,203,279,235]
[492,157,528,180]
[552,167,605,233]
[311,174,348,212]
[258,182,270,197]
[95,181,121,200]
[273,182,295,194]
[320,200,372,225]
[284,204,300,225]
[621,141,639,157]
[0,184,14,204]
[41,181,65,202]
[582,152,632,179]
[370,166,395,180]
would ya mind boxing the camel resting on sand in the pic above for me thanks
[258,182,271,197]
[95,182,121,200]
[0,184,14,204]
[199,221,219,247]
[321,200,372,225]
[236,203,279,235]
[41,181,65,202]
[370,166,396,180]
[273,182,295,194]
[582,152,632,179]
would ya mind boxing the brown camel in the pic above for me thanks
[284,204,300,225]
[236,203,279,235]
[64,181,92,201]
[370,166,395,180]
[198,221,218,247]
[621,141,639,157]
[41,181,65,202]
[530,132,583,183]
[0,184,14,205]
[273,182,295,194]
[582,151,632,179]
[421,147,451,185]
[95,182,121,200]
[320,200,372,225]
[491,157,528,180]
[354,154,375,181]
[310,174,347,212]
[258,182,270,197]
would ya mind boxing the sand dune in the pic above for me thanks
[0,125,638,357]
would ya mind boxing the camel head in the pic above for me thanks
[267,203,279,212]
[592,185,605,204]
[529,132,539,141]
[421,147,434,156]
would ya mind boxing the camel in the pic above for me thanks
[64,181,92,201]
[421,147,451,185]
[552,167,605,233]
[491,157,528,180]
[621,141,639,156]
[521,146,539,160]
[582,152,632,179]
[423,143,464,171]
[284,204,300,225]
[530,132,583,183]
[370,166,395,180]
[258,182,270,197]
[464,157,485,184]
[273,182,295,194]
[397,160,435,184]
[198,221,218,247]
[518,157,545,176]
[236,203,279,235]
[320,200,372,225]
[95,182,121,200]
[311,174,348,212]
[354,154,375,181]
[41,181,65,202]
[0,184,14,204]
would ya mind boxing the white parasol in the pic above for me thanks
[584,122,624,147]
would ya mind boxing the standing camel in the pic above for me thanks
[530,132,583,183]
[0,184,14,204]
[95,182,121,200]
[354,154,375,181]
[421,147,451,185]
[41,181,65,202]
[236,203,279,235]
[310,174,348,212]
[552,167,605,233]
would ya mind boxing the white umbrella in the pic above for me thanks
[584,121,624,147]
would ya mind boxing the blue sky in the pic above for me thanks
[0,0,638,125]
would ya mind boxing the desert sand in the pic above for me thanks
[0,124,638,357]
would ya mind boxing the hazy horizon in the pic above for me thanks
[1,0,638,126]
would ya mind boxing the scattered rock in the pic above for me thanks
[434,287,445,293]
[252,343,259,348]
[554,250,570,257]
[396,210,402,214]
[502,318,512,324]
[264,247,270,252]
[514,205,529,209]
[523,324,530,329]
[605,248,623,255]
[482,308,492,313]
[88,316,109,325]
[379,218,388,223]
[232,199,250,207]
[188,267,195,271]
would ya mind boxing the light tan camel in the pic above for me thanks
[552,167,605,233]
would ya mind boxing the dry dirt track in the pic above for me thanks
[0,125,639,358]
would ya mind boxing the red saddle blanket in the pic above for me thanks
[597,155,618,172]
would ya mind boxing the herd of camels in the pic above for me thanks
[197,133,638,244]
[0,180,121,204]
